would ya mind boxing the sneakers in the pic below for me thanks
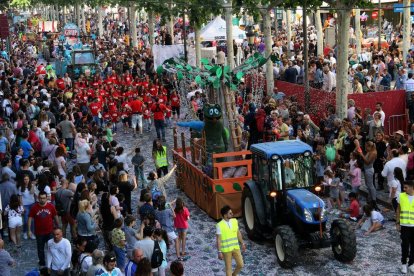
[23,232,28,240]
[30,234,36,240]
[409,264,414,273]
[402,264,408,274]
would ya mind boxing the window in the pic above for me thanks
[271,155,313,189]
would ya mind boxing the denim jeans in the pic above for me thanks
[154,119,165,140]
[93,115,102,127]
[23,203,34,233]
[65,138,74,151]
[36,233,53,266]
[135,167,147,188]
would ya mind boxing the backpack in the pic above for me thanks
[151,240,164,268]
[55,190,67,216]
[255,109,266,133]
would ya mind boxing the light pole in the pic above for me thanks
[378,0,382,50]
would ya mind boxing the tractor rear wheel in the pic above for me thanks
[330,219,357,262]
[274,225,298,268]
[242,187,261,240]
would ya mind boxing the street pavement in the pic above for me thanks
[8,125,402,276]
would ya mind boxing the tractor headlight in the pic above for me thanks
[303,151,311,157]
[320,207,326,221]
[304,208,313,222]
[271,154,280,160]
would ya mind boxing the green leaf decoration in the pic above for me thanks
[195,75,202,84]
[230,84,237,91]
[208,76,215,82]
[223,66,230,74]
[253,52,260,59]
[270,54,280,63]
[176,65,184,69]
[233,183,242,191]
[258,57,267,67]
[204,65,212,70]
[216,67,223,78]
[177,71,183,81]
[215,184,224,193]
[236,71,244,80]
[156,66,163,75]
[201,58,209,65]
[186,64,192,71]
[213,79,220,89]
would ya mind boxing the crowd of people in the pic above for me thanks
[1,7,414,276]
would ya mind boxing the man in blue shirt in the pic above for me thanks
[395,68,408,90]
[125,248,143,276]
[19,132,33,159]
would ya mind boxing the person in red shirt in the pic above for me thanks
[151,98,169,141]
[170,90,181,120]
[89,98,102,127]
[127,96,144,137]
[28,191,59,267]
[341,192,361,221]
[143,104,152,132]
[121,106,131,134]
[56,76,65,90]
[165,102,172,128]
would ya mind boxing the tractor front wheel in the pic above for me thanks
[242,187,261,240]
[274,225,298,268]
[330,219,357,262]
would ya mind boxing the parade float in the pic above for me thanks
[160,53,276,219]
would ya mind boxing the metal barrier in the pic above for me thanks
[388,114,407,136]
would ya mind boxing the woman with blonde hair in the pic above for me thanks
[76,199,98,245]
[117,172,137,215]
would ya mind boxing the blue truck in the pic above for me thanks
[242,140,356,268]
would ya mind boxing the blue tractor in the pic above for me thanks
[242,140,356,268]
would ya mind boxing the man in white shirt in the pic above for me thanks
[382,149,407,184]
[405,73,414,92]
[46,228,72,275]
[373,102,386,126]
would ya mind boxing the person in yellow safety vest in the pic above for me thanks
[152,139,168,177]
[397,180,414,274]
[216,205,246,276]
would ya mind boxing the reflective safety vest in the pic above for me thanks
[154,146,168,168]
[400,193,414,225]
[217,218,240,253]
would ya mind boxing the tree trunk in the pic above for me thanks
[168,2,174,44]
[355,9,361,55]
[336,8,351,119]
[148,10,155,47]
[195,26,201,68]
[286,10,292,57]
[98,7,103,38]
[225,0,234,69]
[130,3,137,48]
[315,9,323,57]
[262,9,274,95]
[81,6,87,34]
[403,0,411,64]
[76,4,81,28]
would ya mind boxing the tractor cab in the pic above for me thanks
[242,140,356,268]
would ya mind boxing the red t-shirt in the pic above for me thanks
[349,199,360,218]
[111,112,120,122]
[89,102,101,116]
[56,78,65,90]
[151,103,167,120]
[171,94,180,107]
[29,202,57,235]
[129,99,143,113]
[174,207,190,229]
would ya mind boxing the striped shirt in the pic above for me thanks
[124,260,137,276]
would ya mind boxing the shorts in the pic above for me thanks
[176,228,188,233]
[9,216,23,228]
[61,212,76,225]
[167,231,178,241]
[131,114,143,129]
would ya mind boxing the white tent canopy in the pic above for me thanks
[189,16,246,42]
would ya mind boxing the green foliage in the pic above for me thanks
[10,0,30,8]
